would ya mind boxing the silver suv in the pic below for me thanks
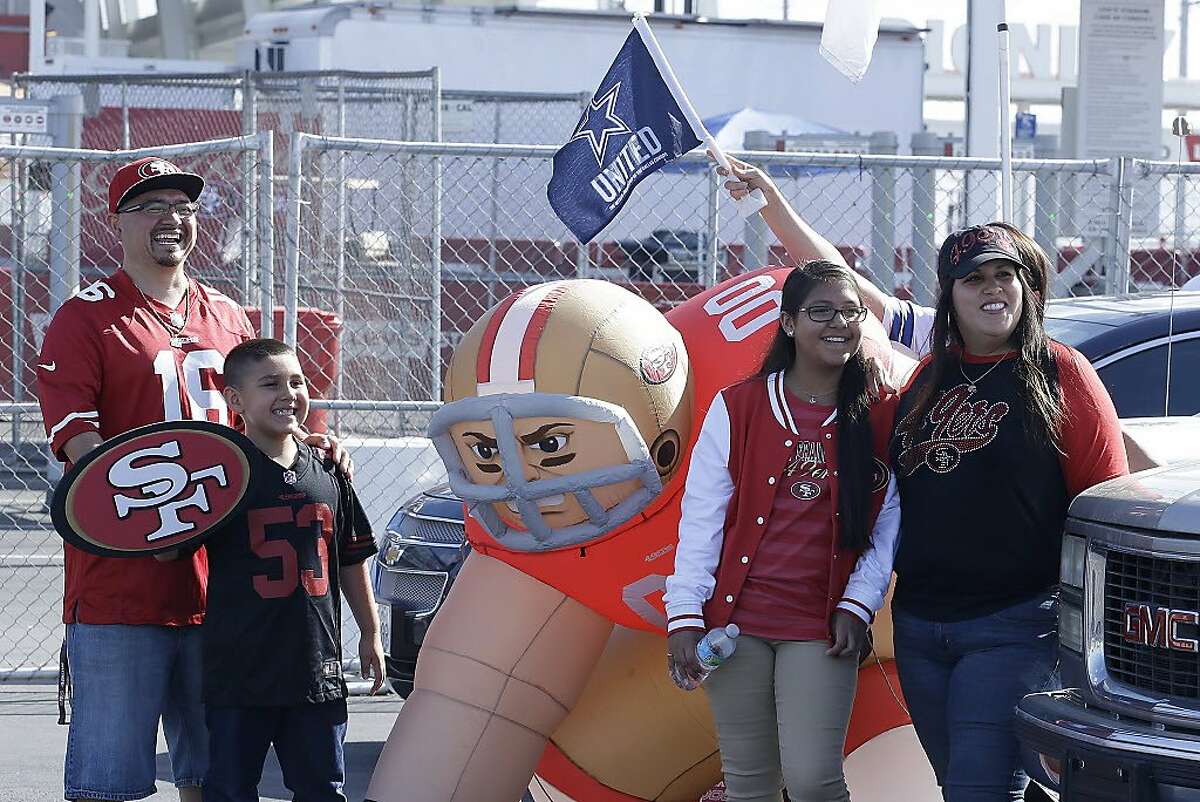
[1017,449,1200,800]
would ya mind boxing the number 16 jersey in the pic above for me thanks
[36,269,255,625]
[201,443,376,707]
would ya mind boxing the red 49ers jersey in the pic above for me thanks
[36,268,254,625]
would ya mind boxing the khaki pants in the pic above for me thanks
[703,635,858,802]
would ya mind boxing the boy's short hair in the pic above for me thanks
[224,338,297,389]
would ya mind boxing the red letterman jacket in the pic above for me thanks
[664,370,901,636]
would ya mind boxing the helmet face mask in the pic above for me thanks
[429,393,662,552]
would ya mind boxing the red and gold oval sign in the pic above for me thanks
[51,421,256,557]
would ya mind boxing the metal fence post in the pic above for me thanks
[1105,156,1133,296]
[258,131,275,340]
[486,101,502,295]
[120,78,130,148]
[1033,135,1061,294]
[868,131,899,293]
[48,94,84,315]
[9,155,26,443]
[909,132,940,305]
[704,167,720,287]
[285,134,305,347]
[1175,158,1188,274]
[576,239,589,280]
[431,66,443,402]
[242,71,258,307]
[334,76,347,432]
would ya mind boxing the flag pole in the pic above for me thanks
[997,21,1014,223]
[632,12,767,216]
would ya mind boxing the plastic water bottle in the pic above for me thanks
[674,624,740,690]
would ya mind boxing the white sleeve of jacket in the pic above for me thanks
[836,473,900,625]
[664,392,734,634]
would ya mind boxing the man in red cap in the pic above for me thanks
[35,157,348,802]
[36,157,243,802]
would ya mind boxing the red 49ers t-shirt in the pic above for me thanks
[731,396,836,641]
[36,269,254,625]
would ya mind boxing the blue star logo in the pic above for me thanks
[568,82,633,166]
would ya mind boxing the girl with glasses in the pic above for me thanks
[665,261,902,802]
[717,157,1129,802]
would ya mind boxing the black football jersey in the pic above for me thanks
[202,443,376,707]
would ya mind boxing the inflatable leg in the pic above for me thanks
[366,550,614,802]
[537,626,721,801]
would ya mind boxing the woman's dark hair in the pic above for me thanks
[756,261,875,552]
[899,222,1063,449]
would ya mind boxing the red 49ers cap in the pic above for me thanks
[938,223,1032,281]
[108,157,205,214]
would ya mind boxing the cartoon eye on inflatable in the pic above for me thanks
[435,279,693,553]
[50,420,256,557]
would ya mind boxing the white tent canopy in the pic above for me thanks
[702,106,845,151]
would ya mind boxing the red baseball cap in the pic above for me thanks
[108,157,205,214]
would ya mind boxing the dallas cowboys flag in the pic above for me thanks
[547,29,702,243]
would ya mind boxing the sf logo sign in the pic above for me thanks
[109,440,230,543]
[52,421,255,558]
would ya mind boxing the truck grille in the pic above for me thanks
[376,571,448,615]
[395,515,463,546]
[1104,550,1200,698]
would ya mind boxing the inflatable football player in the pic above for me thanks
[366,273,936,802]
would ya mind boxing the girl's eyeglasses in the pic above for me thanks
[795,305,869,324]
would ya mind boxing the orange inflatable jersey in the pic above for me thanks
[463,267,896,633]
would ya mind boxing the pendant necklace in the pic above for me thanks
[788,384,838,405]
[136,281,195,347]
[958,356,1006,393]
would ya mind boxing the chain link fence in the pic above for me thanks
[285,136,1157,412]
[441,89,589,145]
[0,134,274,679]
[12,71,440,149]
[281,140,1200,670]
[3,127,1200,680]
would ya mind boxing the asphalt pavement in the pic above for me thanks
[0,683,404,802]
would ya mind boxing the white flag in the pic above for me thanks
[819,0,884,83]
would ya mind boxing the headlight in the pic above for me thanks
[1060,601,1083,653]
[1060,534,1086,589]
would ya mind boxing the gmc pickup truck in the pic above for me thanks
[1017,435,1200,801]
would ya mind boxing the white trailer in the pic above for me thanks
[238,4,927,152]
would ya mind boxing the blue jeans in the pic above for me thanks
[64,623,207,801]
[204,699,348,802]
[892,591,1059,802]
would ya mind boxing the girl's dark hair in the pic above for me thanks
[756,261,875,552]
[899,222,1063,449]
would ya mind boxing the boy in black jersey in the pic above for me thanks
[202,338,383,802]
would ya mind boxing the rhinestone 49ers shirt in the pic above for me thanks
[891,341,1127,621]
